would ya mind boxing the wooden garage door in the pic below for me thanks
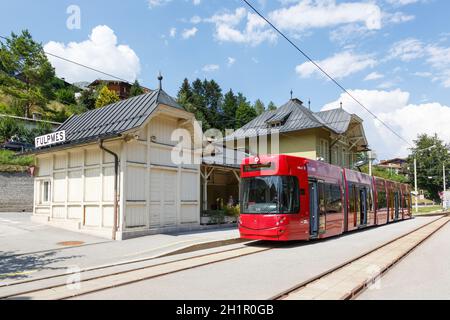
[150,169,177,227]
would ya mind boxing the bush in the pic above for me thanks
[0,149,34,166]
[55,88,76,105]
[225,205,240,217]
[0,116,52,144]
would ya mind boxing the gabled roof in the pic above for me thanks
[33,89,184,153]
[315,108,354,134]
[225,98,356,140]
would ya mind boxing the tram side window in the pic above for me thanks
[368,188,374,212]
[317,183,326,216]
[348,184,357,213]
[325,184,342,214]
[377,188,387,210]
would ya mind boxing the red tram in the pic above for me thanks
[239,155,412,241]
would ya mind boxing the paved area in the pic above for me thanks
[0,212,107,255]
[357,218,450,300]
[72,216,441,300]
[0,212,239,284]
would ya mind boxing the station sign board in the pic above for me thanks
[35,130,66,148]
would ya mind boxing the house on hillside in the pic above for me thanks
[225,97,370,169]
[88,79,152,100]
[30,77,202,240]
[377,158,408,176]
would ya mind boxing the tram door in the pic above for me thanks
[394,192,400,220]
[359,188,368,226]
[309,181,319,238]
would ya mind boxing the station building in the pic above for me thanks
[31,79,203,240]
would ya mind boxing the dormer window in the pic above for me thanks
[270,122,282,128]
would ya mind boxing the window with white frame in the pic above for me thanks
[40,180,51,204]
[318,139,329,162]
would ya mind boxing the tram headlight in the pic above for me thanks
[278,217,287,225]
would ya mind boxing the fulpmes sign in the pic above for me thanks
[35,131,66,148]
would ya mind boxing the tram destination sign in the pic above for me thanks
[35,130,66,148]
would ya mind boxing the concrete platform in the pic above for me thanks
[357,218,450,300]
[0,212,239,285]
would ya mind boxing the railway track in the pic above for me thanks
[0,242,271,300]
[273,215,450,300]
[1,216,447,300]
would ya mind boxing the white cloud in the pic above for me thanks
[414,71,432,78]
[202,64,220,72]
[296,51,376,79]
[227,57,236,67]
[364,72,384,81]
[384,11,415,24]
[269,0,382,33]
[389,39,450,87]
[44,25,140,83]
[193,0,201,5]
[169,27,177,37]
[389,38,425,61]
[182,27,198,39]
[206,8,277,46]
[385,0,421,7]
[190,15,202,24]
[148,0,171,9]
[322,89,450,159]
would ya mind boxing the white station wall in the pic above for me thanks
[34,142,121,233]
[122,113,201,233]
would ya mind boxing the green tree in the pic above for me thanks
[203,79,223,130]
[78,88,97,110]
[177,78,208,128]
[254,99,265,116]
[0,117,23,142]
[130,80,144,97]
[0,30,55,118]
[95,86,119,108]
[267,101,277,111]
[55,88,76,105]
[222,89,238,129]
[235,93,257,128]
[360,165,408,184]
[407,133,450,202]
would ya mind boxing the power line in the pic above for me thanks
[0,34,134,85]
[241,0,413,148]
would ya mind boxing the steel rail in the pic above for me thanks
[272,214,449,300]
[1,243,271,300]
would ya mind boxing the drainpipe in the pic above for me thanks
[99,139,119,240]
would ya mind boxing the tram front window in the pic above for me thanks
[241,176,299,214]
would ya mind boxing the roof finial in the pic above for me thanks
[158,72,163,90]
[290,90,293,100]
[340,101,343,109]
[308,99,311,110]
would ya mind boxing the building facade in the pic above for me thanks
[88,79,152,100]
[225,98,369,169]
[31,85,202,240]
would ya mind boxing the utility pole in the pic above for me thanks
[413,145,437,213]
[414,157,418,213]
[444,163,447,193]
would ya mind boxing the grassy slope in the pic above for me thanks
[0,150,34,172]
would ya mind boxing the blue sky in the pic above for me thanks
[1,0,450,159]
